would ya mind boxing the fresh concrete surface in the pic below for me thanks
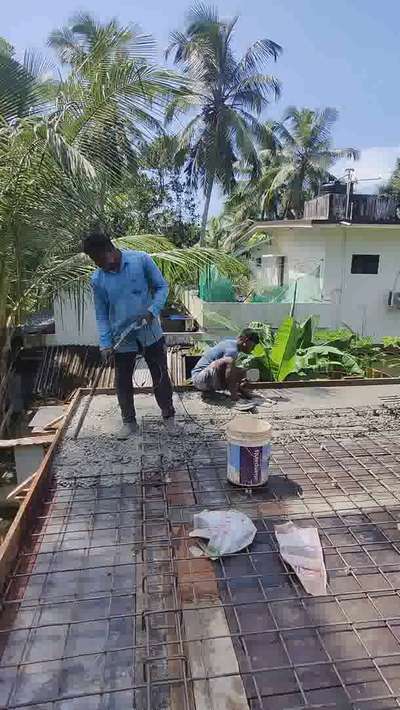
[67,382,400,438]
[55,384,400,490]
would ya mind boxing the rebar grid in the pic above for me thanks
[2,411,400,708]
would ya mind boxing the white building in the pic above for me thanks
[186,191,400,340]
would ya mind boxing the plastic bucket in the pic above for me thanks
[226,416,272,487]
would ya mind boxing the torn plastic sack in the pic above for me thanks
[189,509,257,559]
[275,521,327,596]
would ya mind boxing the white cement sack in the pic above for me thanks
[275,521,327,596]
[190,509,257,559]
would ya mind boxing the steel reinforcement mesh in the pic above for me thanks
[2,412,400,708]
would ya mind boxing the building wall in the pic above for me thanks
[49,292,206,346]
[248,228,325,300]
[184,290,335,331]
[322,225,400,338]
[245,223,400,338]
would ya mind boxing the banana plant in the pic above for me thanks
[270,316,300,381]
[296,346,363,377]
[234,314,364,382]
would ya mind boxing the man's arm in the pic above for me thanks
[142,253,168,318]
[92,281,113,349]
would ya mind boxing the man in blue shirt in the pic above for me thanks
[192,329,259,400]
[83,231,174,438]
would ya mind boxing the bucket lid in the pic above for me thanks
[226,415,272,443]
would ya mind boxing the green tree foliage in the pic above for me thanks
[224,107,359,225]
[166,3,281,243]
[380,158,400,198]
[0,13,243,341]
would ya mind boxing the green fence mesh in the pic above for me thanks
[199,266,236,302]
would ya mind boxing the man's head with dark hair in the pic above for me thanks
[237,328,259,353]
[82,231,120,271]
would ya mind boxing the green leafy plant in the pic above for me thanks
[236,343,272,381]
[297,316,314,349]
[314,328,354,349]
[205,312,371,382]
[296,346,363,378]
[270,316,300,381]
[187,341,211,356]
[383,336,400,348]
[248,321,272,348]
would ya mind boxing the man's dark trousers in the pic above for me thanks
[114,337,174,423]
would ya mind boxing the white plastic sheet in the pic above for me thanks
[275,521,327,596]
[189,509,257,559]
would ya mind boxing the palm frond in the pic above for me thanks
[230,73,281,111]
[168,4,281,241]
[119,234,247,279]
[237,38,282,74]
[187,3,219,25]
[48,28,86,67]
[0,37,14,57]
[35,122,97,180]
[0,52,50,121]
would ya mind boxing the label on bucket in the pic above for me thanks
[228,443,271,486]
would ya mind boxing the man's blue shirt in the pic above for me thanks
[91,249,168,352]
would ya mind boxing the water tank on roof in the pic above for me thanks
[319,180,346,195]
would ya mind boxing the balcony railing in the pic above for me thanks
[304,193,399,223]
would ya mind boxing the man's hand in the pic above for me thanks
[101,347,114,364]
[137,311,154,326]
[210,355,233,369]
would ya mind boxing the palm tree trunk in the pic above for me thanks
[0,262,11,436]
[200,175,215,246]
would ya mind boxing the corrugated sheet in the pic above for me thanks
[29,345,188,399]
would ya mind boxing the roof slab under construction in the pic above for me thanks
[2,384,400,708]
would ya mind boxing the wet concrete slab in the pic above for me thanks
[2,388,400,708]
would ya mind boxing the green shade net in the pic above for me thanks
[199,266,236,302]
[251,266,323,303]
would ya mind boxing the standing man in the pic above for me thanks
[83,231,174,438]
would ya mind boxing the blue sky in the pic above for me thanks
[3,0,400,206]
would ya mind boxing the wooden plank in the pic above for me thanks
[43,414,65,430]
[0,434,54,449]
[6,472,37,500]
[173,523,248,710]
[253,376,400,389]
[183,602,249,710]
[0,389,81,591]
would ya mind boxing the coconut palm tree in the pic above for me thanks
[265,106,359,218]
[48,12,183,178]
[0,31,244,327]
[166,3,281,244]
[224,106,359,224]
[48,12,149,68]
[224,149,283,223]
[0,21,246,432]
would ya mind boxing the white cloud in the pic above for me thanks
[334,146,400,193]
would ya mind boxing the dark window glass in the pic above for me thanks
[351,254,379,274]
